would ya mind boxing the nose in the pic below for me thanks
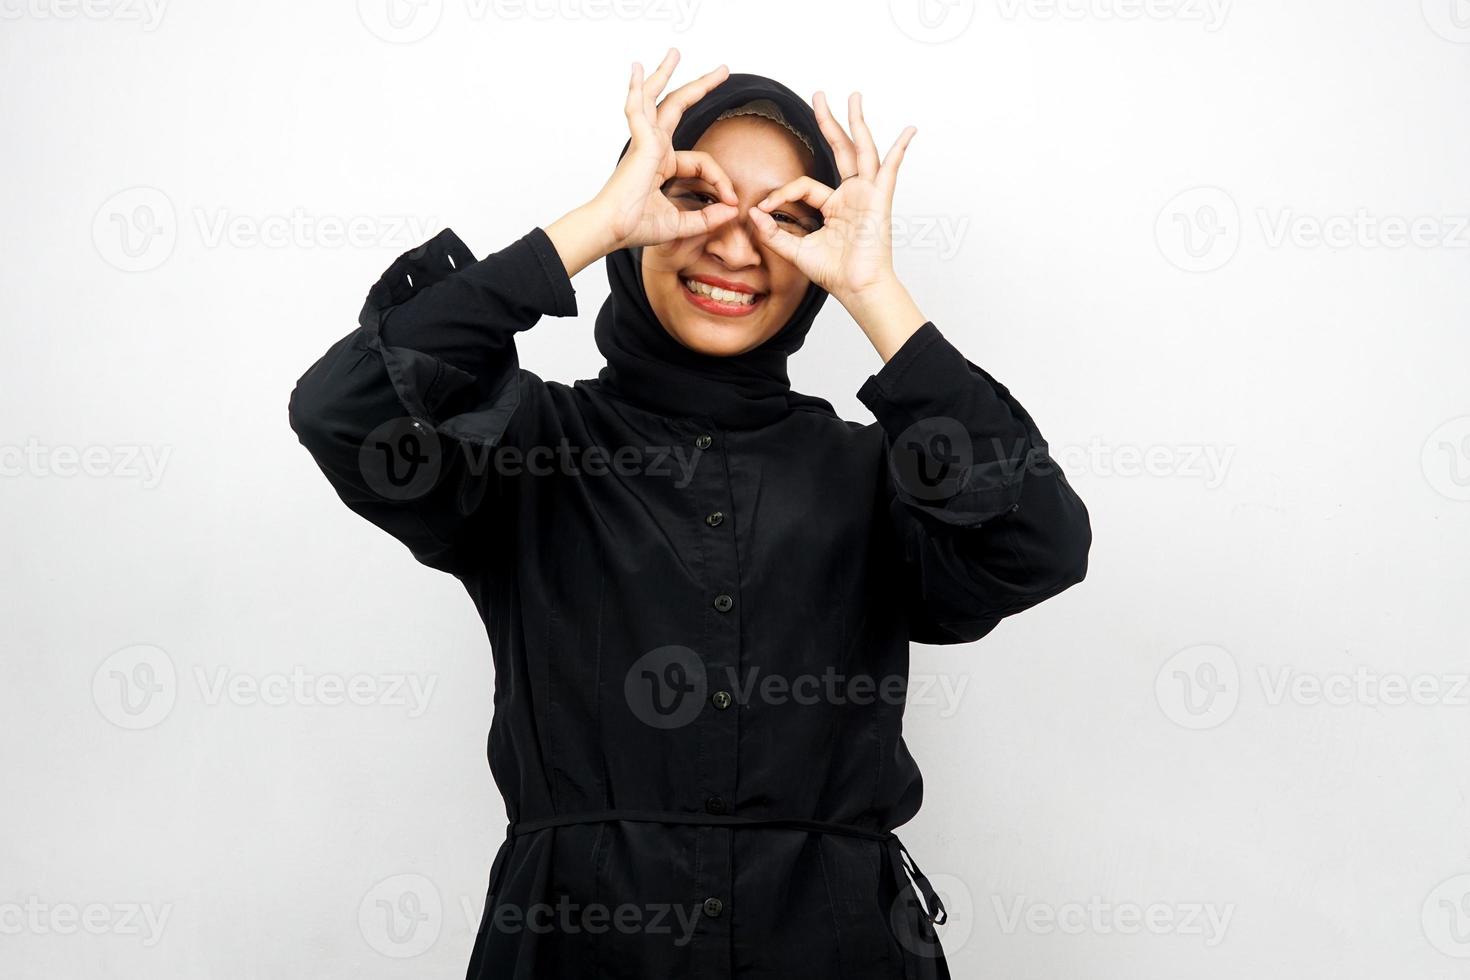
[703,204,762,270]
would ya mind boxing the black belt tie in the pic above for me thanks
[505,808,947,925]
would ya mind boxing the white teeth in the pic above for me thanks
[683,278,757,305]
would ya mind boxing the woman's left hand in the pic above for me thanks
[749,91,916,308]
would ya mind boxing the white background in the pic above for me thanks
[3,0,1469,977]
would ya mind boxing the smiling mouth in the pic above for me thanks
[681,277,766,317]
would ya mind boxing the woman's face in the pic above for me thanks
[642,115,823,358]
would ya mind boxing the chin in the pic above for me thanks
[667,317,773,358]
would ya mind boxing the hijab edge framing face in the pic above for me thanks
[592,72,842,430]
[641,110,818,360]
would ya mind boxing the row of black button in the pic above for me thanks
[700,437,730,620]
[697,431,726,924]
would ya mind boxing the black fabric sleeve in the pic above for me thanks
[858,322,1092,644]
[287,226,578,576]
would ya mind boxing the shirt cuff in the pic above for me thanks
[857,322,1036,442]
[516,225,580,318]
[856,321,954,412]
[356,225,576,448]
[454,225,579,320]
[366,225,578,327]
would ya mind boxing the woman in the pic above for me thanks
[289,49,1091,980]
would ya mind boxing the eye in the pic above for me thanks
[775,211,820,236]
[672,190,716,208]
[670,188,819,234]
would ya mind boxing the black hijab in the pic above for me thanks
[591,72,842,430]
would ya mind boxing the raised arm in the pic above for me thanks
[751,87,1090,640]
[287,51,754,577]
[286,224,579,576]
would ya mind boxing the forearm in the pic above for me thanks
[375,225,578,374]
[839,276,930,363]
[544,200,618,279]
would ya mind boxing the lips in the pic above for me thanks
[680,275,766,317]
[687,272,760,294]
[684,274,762,298]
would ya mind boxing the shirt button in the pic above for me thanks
[703,897,724,918]
[705,795,727,814]
[695,434,713,450]
[711,690,732,710]
[713,594,733,613]
[705,511,724,527]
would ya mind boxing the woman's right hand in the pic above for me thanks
[592,49,740,251]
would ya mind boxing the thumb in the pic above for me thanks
[749,207,804,267]
[670,202,739,240]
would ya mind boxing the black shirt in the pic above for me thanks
[288,224,1092,979]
